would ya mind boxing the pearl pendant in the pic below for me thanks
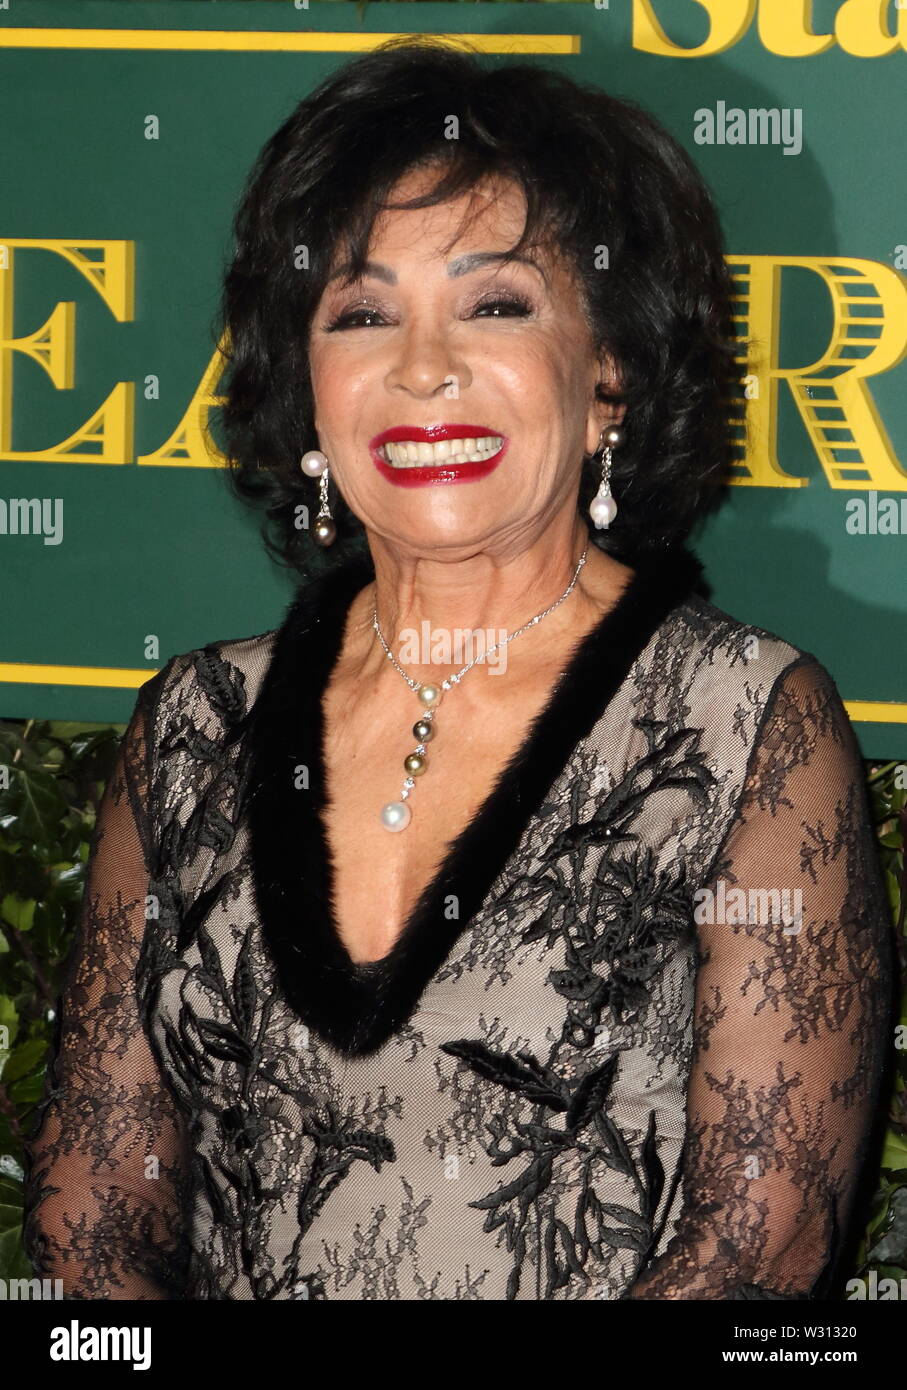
[589,488,618,529]
[313,516,337,547]
[380,800,412,832]
[300,450,327,477]
[380,689,440,830]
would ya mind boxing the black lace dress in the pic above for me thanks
[21,543,895,1300]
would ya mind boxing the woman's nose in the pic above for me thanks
[385,321,472,398]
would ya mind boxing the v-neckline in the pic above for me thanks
[324,560,634,977]
[244,540,706,1057]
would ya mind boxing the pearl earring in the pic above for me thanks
[588,424,622,531]
[299,450,337,547]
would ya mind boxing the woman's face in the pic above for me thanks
[307,168,617,559]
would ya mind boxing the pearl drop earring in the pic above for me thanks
[300,450,337,547]
[588,424,622,531]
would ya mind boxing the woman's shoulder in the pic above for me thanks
[673,589,823,675]
[657,588,842,725]
[138,622,282,744]
[143,558,369,727]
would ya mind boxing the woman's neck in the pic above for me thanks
[338,530,635,687]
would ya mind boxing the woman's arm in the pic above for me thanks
[21,684,190,1298]
[626,657,895,1299]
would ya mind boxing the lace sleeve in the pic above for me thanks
[626,656,895,1300]
[21,677,191,1298]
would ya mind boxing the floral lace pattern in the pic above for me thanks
[21,578,895,1300]
[21,698,190,1298]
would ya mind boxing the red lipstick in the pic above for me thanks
[369,424,508,487]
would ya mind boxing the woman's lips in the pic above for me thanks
[369,425,509,487]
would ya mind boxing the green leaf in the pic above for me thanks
[0,896,36,933]
[881,1129,907,1172]
[9,1069,46,1104]
[0,995,19,1052]
[1,1038,47,1085]
[866,1184,907,1264]
[8,766,67,843]
[884,869,902,916]
[0,1175,31,1281]
[46,721,104,741]
[49,863,84,901]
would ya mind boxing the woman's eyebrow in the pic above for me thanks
[327,251,549,286]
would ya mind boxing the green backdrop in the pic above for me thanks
[1,0,906,756]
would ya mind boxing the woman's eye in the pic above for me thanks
[325,306,385,331]
[471,295,533,319]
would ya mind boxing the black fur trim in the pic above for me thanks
[244,542,705,1056]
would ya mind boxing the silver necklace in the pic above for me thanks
[372,547,589,831]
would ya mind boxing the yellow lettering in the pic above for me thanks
[137,336,227,467]
[0,239,134,463]
[729,255,907,490]
[633,0,755,57]
[634,0,907,56]
[757,0,834,56]
[835,0,904,58]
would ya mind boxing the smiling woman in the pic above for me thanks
[20,36,895,1302]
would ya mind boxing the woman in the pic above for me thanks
[22,37,894,1301]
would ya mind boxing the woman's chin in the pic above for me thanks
[367,522,507,557]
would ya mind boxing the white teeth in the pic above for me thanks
[379,435,503,468]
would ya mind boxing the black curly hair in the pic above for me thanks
[212,35,741,578]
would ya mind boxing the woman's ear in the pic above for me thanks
[598,349,623,394]
[585,352,626,455]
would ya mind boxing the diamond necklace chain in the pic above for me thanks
[371,546,588,831]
